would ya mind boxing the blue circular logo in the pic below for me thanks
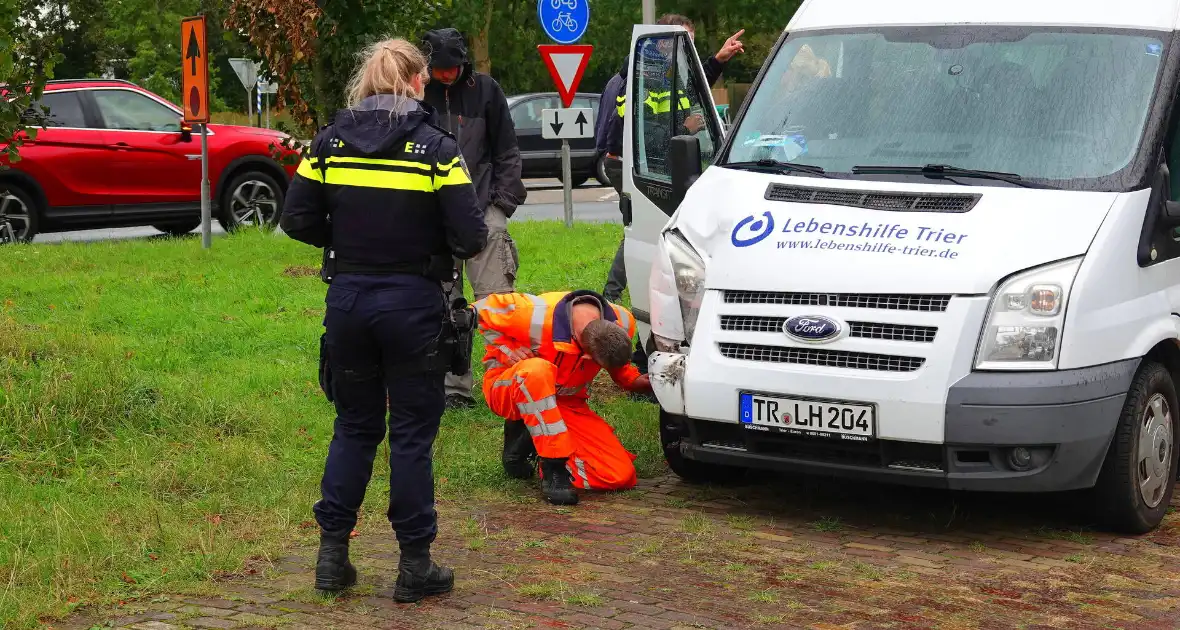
[731,211,775,247]
[783,315,842,343]
[538,0,589,44]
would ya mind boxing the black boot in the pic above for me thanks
[394,544,454,603]
[314,533,357,592]
[539,457,579,506]
[502,420,538,479]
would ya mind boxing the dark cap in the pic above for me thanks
[421,28,469,69]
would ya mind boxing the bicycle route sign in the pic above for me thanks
[538,0,589,45]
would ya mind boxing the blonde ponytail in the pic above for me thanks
[346,38,429,107]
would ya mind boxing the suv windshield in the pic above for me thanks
[724,27,1167,188]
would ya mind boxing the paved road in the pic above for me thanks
[33,179,620,244]
[63,473,1180,630]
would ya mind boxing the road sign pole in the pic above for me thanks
[642,0,655,24]
[562,140,573,228]
[246,87,253,123]
[200,124,211,249]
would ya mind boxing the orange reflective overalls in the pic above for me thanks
[476,291,641,491]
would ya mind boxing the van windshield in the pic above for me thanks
[724,27,1167,188]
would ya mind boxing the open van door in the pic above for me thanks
[622,25,724,352]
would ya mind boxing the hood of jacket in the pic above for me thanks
[422,28,473,82]
[618,56,629,79]
[331,96,437,156]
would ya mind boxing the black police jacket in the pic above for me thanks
[280,96,488,268]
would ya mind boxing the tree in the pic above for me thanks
[228,0,439,135]
[1,0,63,166]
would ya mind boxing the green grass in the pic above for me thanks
[0,222,660,629]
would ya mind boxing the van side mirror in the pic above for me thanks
[669,135,702,210]
[180,119,193,142]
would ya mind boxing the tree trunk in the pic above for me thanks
[470,0,493,75]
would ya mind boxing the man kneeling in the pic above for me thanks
[476,290,652,505]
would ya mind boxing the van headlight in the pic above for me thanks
[975,258,1082,371]
[665,231,707,346]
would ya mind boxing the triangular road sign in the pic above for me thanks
[538,44,593,108]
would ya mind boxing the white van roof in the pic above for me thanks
[788,0,1180,32]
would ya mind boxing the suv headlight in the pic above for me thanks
[665,231,707,346]
[975,257,1082,371]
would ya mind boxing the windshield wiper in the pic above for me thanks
[850,164,1056,189]
[724,159,830,178]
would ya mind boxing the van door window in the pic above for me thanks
[632,33,721,182]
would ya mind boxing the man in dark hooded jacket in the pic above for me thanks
[420,28,528,409]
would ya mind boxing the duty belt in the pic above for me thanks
[335,259,432,276]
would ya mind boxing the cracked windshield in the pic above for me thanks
[727,28,1166,185]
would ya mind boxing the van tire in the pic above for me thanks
[660,410,746,484]
[1092,360,1178,534]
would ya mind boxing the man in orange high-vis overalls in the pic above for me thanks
[476,290,652,505]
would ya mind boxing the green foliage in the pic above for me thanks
[0,0,62,165]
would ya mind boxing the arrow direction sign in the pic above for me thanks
[541,107,594,140]
[180,16,208,124]
[538,44,592,108]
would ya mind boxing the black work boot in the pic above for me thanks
[502,420,538,479]
[314,533,358,592]
[539,457,579,506]
[394,544,454,603]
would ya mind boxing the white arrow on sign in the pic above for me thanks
[541,107,594,140]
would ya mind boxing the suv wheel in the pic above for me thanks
[660,410,747,484]
[1093,360,1179,534]
[152,219,201,237]
[0,184,39,244]
[557,172,590,189]
[219,171,283,233]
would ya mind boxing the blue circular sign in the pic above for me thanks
[538,0,589,44]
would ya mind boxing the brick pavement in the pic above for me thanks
[58,475,1180,630]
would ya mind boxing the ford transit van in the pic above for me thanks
[622,0,1180,532]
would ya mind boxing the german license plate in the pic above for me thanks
[739,392,875,442]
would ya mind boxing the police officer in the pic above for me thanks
[280,38,487,603]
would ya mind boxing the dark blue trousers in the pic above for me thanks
[313,273,446,548]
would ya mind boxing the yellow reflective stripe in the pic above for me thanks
[325,156,431,171]
[295,158,323,183]
[323,167,433,192]
[617,102,625,116]
[679,97,691,109]
[434,164,471,189]
[436,156,462,172]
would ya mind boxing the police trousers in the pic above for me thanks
[445,204,519,400]
[314,273,446,548]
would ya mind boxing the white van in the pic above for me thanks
[621,0,1180,533]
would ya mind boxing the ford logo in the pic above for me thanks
[783,315,842,343]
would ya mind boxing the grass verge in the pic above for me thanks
[0,221,660,629]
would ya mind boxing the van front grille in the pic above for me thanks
[719,342,925,372]
[720,316,937,343]
[724,291,951,312]
[764,184,979,213]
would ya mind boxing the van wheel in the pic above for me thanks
[0,183,39,243]
[218,171,283,233]
[660,410,747,484]
[152,219,200,236]
[1093,360,1178,534]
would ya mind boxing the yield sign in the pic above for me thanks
[538,44,593,108]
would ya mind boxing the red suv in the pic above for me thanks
[0,79,299,243]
